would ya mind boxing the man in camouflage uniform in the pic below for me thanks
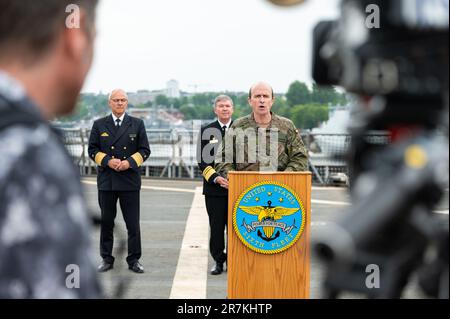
[0,0,100,298]
[215,82,308,178]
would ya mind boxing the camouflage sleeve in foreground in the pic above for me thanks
[214,131,235,179]
[285,125,309,172]
[0,125,101,298]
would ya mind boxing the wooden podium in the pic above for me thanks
[227,171,311,299]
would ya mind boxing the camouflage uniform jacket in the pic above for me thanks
[214,112,308,178]
[0,72,100,298]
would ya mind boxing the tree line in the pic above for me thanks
[60,81,346,130]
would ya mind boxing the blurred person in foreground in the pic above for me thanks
[0,0,100,298]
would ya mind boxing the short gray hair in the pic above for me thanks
[213,95,234,108]
[108,89,128,101]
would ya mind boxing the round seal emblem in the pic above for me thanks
[233,181,306,254]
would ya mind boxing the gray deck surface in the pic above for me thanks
[82,177,448,299]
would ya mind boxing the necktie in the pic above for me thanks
[221,125,227,137]
[115,119,121,129]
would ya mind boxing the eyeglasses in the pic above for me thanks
[112,98,128,103]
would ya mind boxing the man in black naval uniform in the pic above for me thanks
[197,95,234,275]
[88,89,150,273]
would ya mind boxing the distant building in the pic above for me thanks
[128,107,152,120]
[128,90,159,105]
[166,79,180,98]
[127,80,181,105]
[128,107,184,128]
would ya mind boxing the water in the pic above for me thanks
[312,107,350,134]
[310,107,350,160]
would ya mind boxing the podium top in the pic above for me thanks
[228,171,312,176]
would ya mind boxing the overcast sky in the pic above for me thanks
[82,0,340,94]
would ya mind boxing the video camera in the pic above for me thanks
[267,0,449,298]
[312,0,449,131]
[313,0,448,95]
